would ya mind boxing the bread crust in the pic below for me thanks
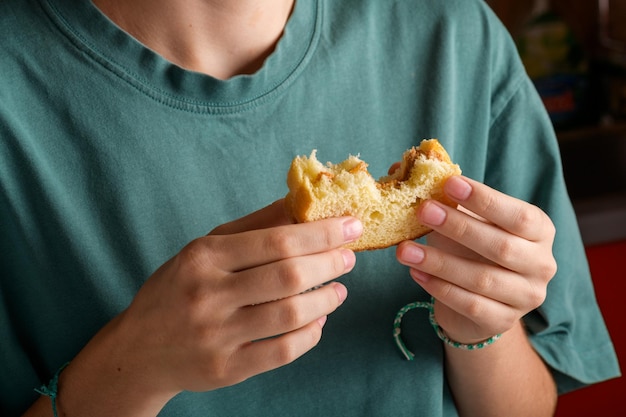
[285,139,461,251]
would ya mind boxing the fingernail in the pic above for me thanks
[317,315,328,328]
[333,282,348,303]
[341,249,356,272]
[343,218,363,243]
[420,202,447,226]
[402,244,425,265]
[445,176,472,201]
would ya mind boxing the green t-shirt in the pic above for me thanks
[0,0,620,415]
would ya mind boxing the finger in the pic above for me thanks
[443,176,555,242]
[425,231,480,261]
[225,319,326,385]
[199,216,362,273]
[396,243,524,339]
[431,289,518,343]
[209,200,291,236]
[396,241,534,307]
[417,200,540,273]
[224,248,355,307]
[227,282,347,343]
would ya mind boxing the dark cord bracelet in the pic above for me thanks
[35,362,70,417]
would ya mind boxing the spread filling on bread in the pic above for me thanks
[285,139,461,251]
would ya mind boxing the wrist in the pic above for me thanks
[427,300,502,350]
[55,315,177,417]
[393,297,502,360]
[432,321,502,350]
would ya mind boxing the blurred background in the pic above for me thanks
[486,1,625,415]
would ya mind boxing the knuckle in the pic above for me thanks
[465,297,485,321]
[263,229,299,258]
[276,260,308,293]
[526,269,551,308]
[436,280,455,300]
[330,249,348,276]
[300,221,340,251]
[478,191,500,217]
[549,223,557,239]
[179,237,219,274]
[543,215,557,239]
[273,337,304,365]
[501,310,521,331]
[513,206,536,234]
[449,216,470,240]
[175,241,223,307]
[201,353,233,386]
[274,250,346,295]
[182,282,210,314]
[528,284,548,309]
[276,326,322,365]
[425,249,447,276]
[307,323,323,345]
[275,342,298,364]
[276,298,305,329]
[320,224,340,248]
[539,256,558,282]
[193,320,225,346]
[473,270,496,293]
[183,298,228,342]
[492,237,517,265]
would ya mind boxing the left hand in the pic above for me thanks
[396,175,557,344]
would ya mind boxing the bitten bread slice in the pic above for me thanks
[285,139,461,251]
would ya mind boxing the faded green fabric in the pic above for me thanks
[0,0,619,415]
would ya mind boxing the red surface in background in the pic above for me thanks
[554,240,625,417]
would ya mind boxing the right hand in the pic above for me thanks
[100,201,361,399]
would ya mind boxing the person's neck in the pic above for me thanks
[92,0,295,79]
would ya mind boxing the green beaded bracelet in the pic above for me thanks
[393,297,501,360]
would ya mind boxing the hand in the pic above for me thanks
[396,176,557,344]
[105,201,362,398]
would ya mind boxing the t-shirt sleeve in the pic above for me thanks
[486,74,621,394]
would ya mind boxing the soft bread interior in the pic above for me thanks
[285,139,461,251]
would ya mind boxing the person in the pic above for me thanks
[0,0,620,416]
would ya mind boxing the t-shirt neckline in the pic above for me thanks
[41,0,321,112]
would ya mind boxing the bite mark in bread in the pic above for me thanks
[285,139,461,251]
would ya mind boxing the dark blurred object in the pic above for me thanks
[598,0,626,59]
[559,126,626,200]
[487,0,626,128]
[558,123,626,245]
[516,1,590,129]
[595,0,626,122]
